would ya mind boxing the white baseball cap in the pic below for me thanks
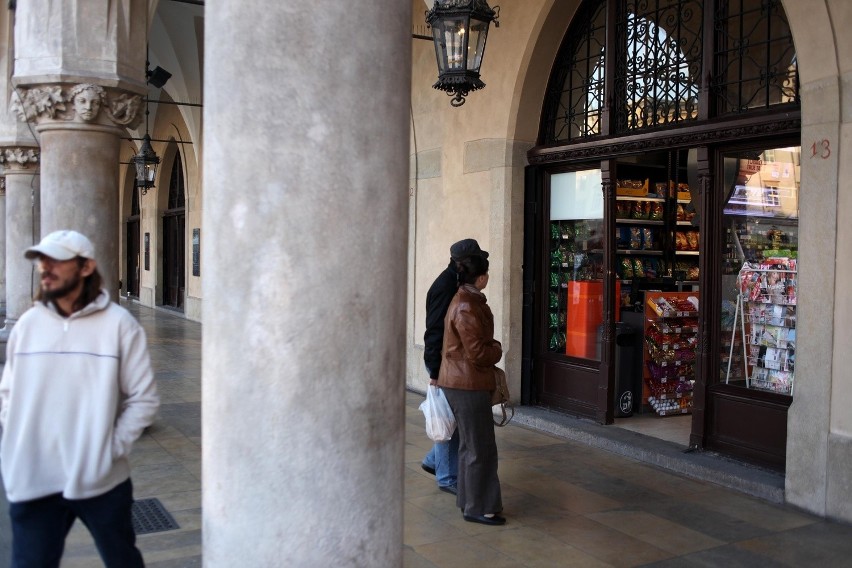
[24,230,96,261]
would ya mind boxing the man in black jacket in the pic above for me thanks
[421,239,489,495]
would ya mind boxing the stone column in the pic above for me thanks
[0,147,39,352]
[0,177,5,317]
[11,0,146,301]
[202,1,411,565]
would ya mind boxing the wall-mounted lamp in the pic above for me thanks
[426,0,500,107]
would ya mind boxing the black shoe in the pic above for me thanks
[463,513,506,526]
[421,464,436,476]
[439,484,457,495]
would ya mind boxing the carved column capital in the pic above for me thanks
[0,146,40,172]
[10,83,143,130]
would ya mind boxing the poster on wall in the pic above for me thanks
[192,228,200,276]
[144,233,150,271]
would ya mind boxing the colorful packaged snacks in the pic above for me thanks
[548,331,566,351]
[619,257,634,278]
[647,360,695,381]
[632,258,645,278]
[631,201,651,220]
[686,231,699,250]
[550,272,560,287]
[616,201,631,219]
[548,311,566,329]
[630,227,642,249]
[641,228,655,250]
[550,223,561,240]
[650,202,664,220]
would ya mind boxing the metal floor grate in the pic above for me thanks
[132,498,180,535]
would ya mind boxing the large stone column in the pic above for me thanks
[0,7,40,352]
[202,1,411,565]
[10,0,146,300]
[0,147,39,338]
[0,177,5,317]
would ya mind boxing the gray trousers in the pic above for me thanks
[442,388,502,516]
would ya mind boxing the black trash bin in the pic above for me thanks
[598,322,638,417]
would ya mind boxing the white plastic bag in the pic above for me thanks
[419,385,456,442]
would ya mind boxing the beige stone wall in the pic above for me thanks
[407,0,554,398]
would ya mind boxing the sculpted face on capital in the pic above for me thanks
[72,87,102,122]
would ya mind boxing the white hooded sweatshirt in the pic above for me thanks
[0,290,159,502]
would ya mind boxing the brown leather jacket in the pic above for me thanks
[437,285,503,391]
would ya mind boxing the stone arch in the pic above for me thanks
[506,0,581,143]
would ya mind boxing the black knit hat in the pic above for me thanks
[450,238,489,261]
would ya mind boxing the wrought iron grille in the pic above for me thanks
[539,0,607,144]
[539,0,799,146]
[615,0,703,132]
[713,0,798,114]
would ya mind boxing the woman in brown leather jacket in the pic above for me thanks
[437,254,505,525]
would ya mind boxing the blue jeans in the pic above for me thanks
[9,478,144,568]
[423,428,459,487]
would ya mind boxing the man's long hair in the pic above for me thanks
[35,257,103,313]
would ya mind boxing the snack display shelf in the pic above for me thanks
[615,219,665,225]
[617,249,664,256]
[642,291,699,416]
[616,195,665,203]
[613,177,698,300]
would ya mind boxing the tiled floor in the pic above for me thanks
[58,303,203,568]
[8,301,847,567]
[614,413,692,446]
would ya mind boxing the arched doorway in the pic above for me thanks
[125,183,141,297]
[162,150,186,310]
[524,0,799,468]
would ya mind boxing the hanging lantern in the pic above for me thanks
[426,0,500,107]
[130,133,160,193]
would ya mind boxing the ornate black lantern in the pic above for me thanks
[130,133,159,193]
[426,0,500,107]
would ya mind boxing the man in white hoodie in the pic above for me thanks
[0,230,159,567]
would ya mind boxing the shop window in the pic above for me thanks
[719,146,799,396]
[547,169,605,360]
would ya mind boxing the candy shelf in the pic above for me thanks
[642,291,699,416]
[546,219,604,353]
[614,179,699,302]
